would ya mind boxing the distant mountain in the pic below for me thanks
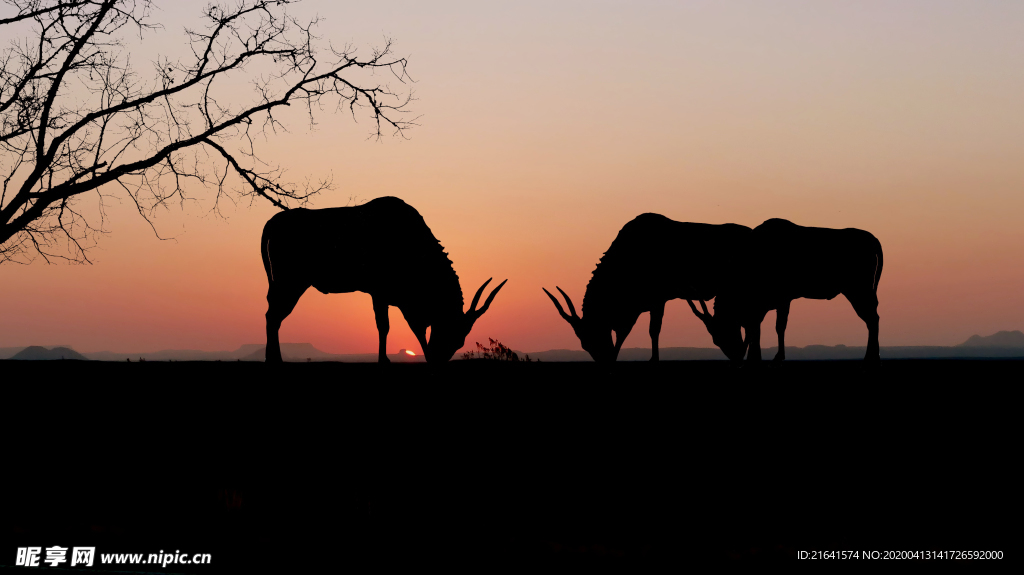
[237,343,350,362]
[238,344,424,363]
[521,343,1024,361]
[82,343,330,362]
[520,349,591,362]
[77,343,425,362]
[0,346,26,360]
[766,344,1024,359]
[10,346,89,360]
[86,349,225,362]
[8,333,1024,362]
[524,347,728,362]
[958,330,1024,348]
[2,345,78,359]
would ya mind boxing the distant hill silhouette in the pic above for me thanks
[525,347,727,362]
[239,341,372,360]
[5,331,1024,362]
[236,343,422,362]
[81,343,342,362]
[10,346,88,360]
[522,342,1024,361]
[958,330,1024,347]
[0,346,26,359]
[78,343,425,363]
[239,343,343,361]
[84,348,241,362]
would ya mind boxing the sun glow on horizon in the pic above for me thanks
[1,1,1023,353]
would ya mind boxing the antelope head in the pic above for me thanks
[424,278,508,363]
[687,297,746,362]
[543,287,617,363]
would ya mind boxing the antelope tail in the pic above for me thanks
[872,240,883,293]
[261,222,274,283]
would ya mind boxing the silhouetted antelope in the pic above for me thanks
[260,197,506,363]
[710,218,884,362]
[544,214,751,362]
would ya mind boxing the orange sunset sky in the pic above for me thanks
[2,0,1023,355]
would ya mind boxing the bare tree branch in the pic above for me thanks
[0,0,415,263]
[0,0,90,26]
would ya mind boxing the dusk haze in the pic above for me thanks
[2,0,1016,568]
[2,0,1022,357]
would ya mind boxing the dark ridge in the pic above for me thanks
[958,330,1024,347]
[0,346,26,359]
[9,345,89,360]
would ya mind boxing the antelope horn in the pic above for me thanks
[543,288,569,321]
[555,286,580,319]
[543,286,580,327]
[468,278,505,317]
[469,278,493,313]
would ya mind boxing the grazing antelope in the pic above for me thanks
[260,197,507,363]
[544,213,752,362]
[709,218,884,363]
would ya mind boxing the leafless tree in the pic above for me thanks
[0,0,414,263]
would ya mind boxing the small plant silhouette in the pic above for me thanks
[461,338,532,362]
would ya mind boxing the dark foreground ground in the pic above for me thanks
[1,359,1017,571]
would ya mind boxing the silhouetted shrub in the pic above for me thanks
[461,338,533,362]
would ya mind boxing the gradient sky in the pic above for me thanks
[2,0,1023,355]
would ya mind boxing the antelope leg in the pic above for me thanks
[372,296,390,364]
[845,290,881,363]
[745,309,768,362]
[649,301,666,362]
[774,300,791,362]
[265,282,308,363]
